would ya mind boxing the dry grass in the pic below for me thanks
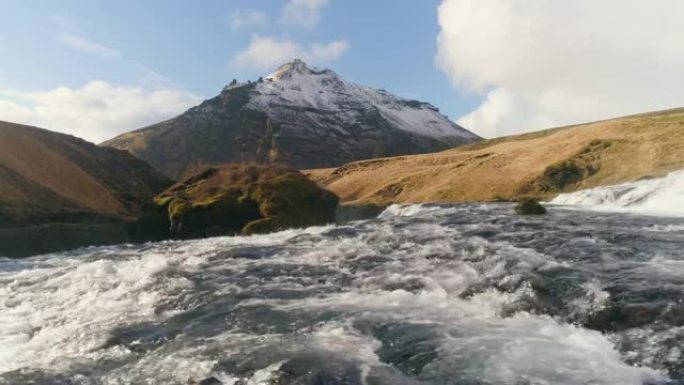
[0,123,122,214]
[0,121,171,223]
[306,108,684,204]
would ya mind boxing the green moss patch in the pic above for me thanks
[155,163,339,238]
[537,140,617,193]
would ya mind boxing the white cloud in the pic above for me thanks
[280,0,330,29]
[58,33,120,58]
[0,81,201,143]
[232,35,348,72]
[436,0,684,138]
[0,99,33,124]
[230,9,269,30]
[308,40,350,62]
[51,15,120,58]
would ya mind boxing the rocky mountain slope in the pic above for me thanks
[103,60,479,178]
[307,108,684,205]
[0,121,172,256]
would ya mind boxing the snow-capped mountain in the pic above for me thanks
[103,60,480,178]
[251,60,475,140]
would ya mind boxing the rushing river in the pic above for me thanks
[1,203,683,385]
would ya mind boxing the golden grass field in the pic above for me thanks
[307,108,684,205]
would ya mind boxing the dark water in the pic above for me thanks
[1,203,682,385]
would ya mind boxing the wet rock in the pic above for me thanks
[0,369,88,385]
[269,354,362,385]
[370,323,441,376]
[514,199,548,215]
[335,203,386,223]
[197,377,223,385]
[585,302,667,331]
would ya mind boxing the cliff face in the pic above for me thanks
[103,60,480,179]
[307,108,684,205]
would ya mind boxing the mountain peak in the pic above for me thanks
[221,60,321,91]
[266,59,327,81]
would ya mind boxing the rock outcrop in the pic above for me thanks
[155,163,338,237]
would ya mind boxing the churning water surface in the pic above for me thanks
[0,203,683,385]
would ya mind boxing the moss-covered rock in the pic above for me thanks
[539,161,585,192]
[155,163,339,238]
[515,199,548,215]
[537,140,614,193]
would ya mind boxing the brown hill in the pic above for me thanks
[0,121,174,257]
[307,108,684,205]
[0,121,172,225]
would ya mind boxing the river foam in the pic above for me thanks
[550,169,684,217]
[1,203,682,384]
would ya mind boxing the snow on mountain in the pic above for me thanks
[248,59,477,140]
[103,59,480,178]
[550,169,684,217]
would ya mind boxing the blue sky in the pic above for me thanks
[2,0,465,100]
[0,0,480,141]
[1,1,683,142]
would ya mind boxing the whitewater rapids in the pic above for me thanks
[551,169,684,217]
[0,203,682,384]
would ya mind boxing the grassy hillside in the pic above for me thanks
[0,121,172,226]
[307,108,684,204]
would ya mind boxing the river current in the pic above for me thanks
[1,203,682,385]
